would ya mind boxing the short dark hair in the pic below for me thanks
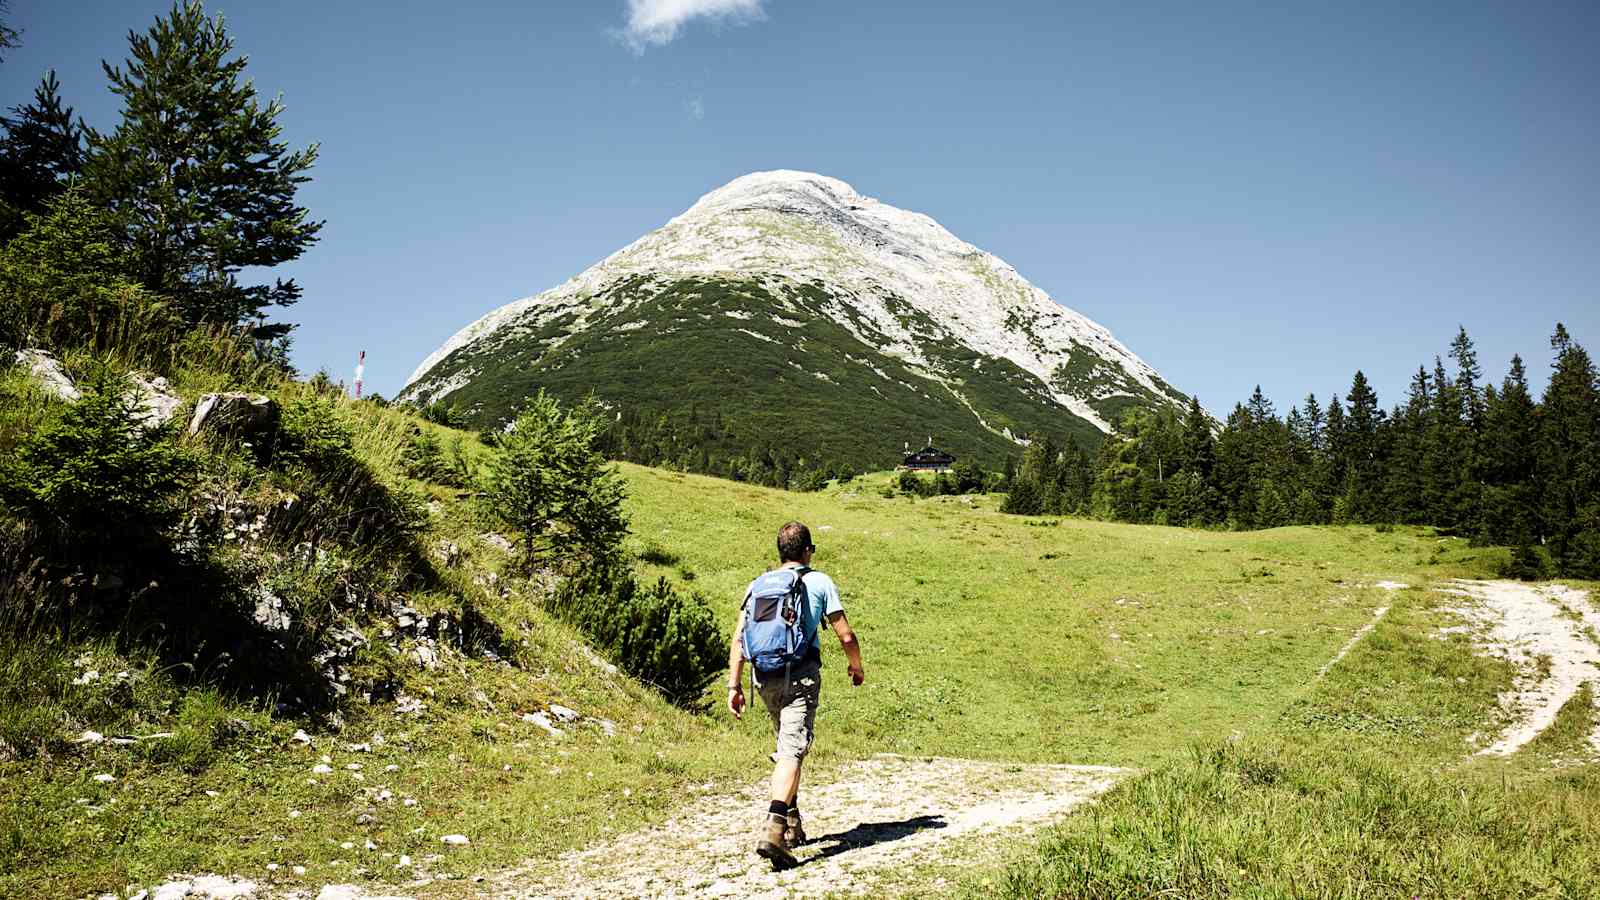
[777,521,812,563]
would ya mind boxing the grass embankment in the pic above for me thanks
[5,449,1596,897]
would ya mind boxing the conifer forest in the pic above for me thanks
[1002,325,1600,580]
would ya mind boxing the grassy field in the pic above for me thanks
[4,459,1596,897]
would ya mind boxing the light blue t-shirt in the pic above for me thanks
[743,565,844,653]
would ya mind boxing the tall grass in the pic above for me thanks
[979,740,1600,899]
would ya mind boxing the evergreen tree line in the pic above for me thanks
[593,403,865,491]
[0,0,318,362]
[1002,326,1600,579]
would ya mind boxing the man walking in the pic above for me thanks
[727,521,865,870]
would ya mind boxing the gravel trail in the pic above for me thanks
[483,754,1127,899]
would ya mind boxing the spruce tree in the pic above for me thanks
[1538,324,1600,576]
[84,0,321,337]
[1322,393,1347,517]
[0,2,18,63]
[0,71,86,244]
[1341,371,1384,522]
[1213,404,1257,528]
[1448,327,1486,535]
[1180,395,1216,481]
[1422,355,1463,527]
[1384,367,1431,523]
[1480,355,1539,546]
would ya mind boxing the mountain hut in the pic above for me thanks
[901,438,955,472]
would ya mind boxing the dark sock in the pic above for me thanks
[768,800,789,817]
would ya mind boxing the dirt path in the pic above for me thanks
[1436,580,1600,757]
[480,754,1127,899]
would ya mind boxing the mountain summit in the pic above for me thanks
[402,171,1188,473]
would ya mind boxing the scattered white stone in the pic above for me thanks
[394,694,425,715]
[341,841,355,850]
[346,742,371,753]
[521,712,562,737]
[126,372,183,430]
[440,834,470,845]
[344,762,363,771]
[312,764,334,775]
[292,865,307,876]
[377,789,393,802]
[265,863,279,872]
[15,348,80,402]
[479,531,514,553]
[189,875,257,898]
[595,718,618,737]
[151,881,192,900]
[319,754,332,764]
[205,790,219,798]
[397,854,412,868]
[403,798,417,807]
[288,809,301,819]
[548,704,579,722]
[1375,580,1409,591]
[384,764,400,773]
[73,669,101,686]
[77,730,105,745]
[364,839,378,851]
[92,773,115,783]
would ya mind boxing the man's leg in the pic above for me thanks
[770,757,800,804]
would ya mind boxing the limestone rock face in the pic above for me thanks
[14,349,80,402]
[188,392,279,439]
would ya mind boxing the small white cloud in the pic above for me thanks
[687,96,705,120]
[619,0,765,51]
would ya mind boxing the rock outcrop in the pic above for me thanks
[14,349,80,402]
[188,392,279,440]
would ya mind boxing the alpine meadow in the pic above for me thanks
[2,2,1599,899]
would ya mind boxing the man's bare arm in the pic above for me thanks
[828,611,864,685]
[726,612,747,717]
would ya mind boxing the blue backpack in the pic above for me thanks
[741,567,815,676]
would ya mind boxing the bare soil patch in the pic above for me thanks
[1436,580,1600,757]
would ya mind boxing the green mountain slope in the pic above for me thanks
[411,275,1107,473]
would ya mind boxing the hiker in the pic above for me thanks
[727,521,865,870]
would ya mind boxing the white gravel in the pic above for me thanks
[1437,580,1600,757]
[485,754,1127,899]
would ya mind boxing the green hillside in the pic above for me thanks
[405,276,1116,475]
[9,437,1597,896]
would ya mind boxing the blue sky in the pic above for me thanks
[3,0,1596,415]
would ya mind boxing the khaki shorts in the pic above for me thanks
[754,662,821,762]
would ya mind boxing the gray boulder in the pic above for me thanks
[127,373,184,429]
[188,392,278,439]
[14,349,80,402]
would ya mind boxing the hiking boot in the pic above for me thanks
[784,810,806,848]
[756,813,798,870]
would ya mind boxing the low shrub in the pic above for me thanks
[789,469,829,493]
[0,369,193,555]
[419,400,467,428]
[547,566,723,708]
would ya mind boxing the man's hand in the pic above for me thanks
[848,661,865,686]
[727,686,745,719]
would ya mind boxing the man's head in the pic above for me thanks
[777,521,813,564]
